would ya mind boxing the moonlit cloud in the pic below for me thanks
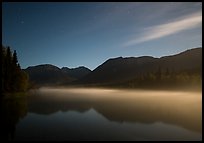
[124,11,202,47]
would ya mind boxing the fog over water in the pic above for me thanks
[6,87,202,141]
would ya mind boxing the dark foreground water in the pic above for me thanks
[1,88,202,141]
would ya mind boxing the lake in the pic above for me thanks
[1,88,202,141]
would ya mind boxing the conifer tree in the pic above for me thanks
[2,45,29,94]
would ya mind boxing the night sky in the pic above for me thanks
[2,2,202,70]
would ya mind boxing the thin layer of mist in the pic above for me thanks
[28,87,202,133]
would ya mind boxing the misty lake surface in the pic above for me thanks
[2,88,202,141]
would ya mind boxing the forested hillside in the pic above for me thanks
[2,45,29,93]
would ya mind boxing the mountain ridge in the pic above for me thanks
[78,47,202,89]
[24,47,202,89]
[24,65,91,86]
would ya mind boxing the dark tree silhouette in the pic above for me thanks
[156,66,162,81]
[165,68,169,76]
[2,45,29,94]
[12,50,18,67]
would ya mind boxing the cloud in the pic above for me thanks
[124,11,202,47]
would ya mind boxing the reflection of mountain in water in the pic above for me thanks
[27,89,201,133]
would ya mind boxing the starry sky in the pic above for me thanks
[2,2,202,70]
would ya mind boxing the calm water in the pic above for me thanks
[1,88,202,141]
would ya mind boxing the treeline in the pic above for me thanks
[123,67,202,90]
[2,45,29,93]
[91,67,202,90]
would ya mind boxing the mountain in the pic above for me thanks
[24,47,202,89]
[24,64,73,86]
[79,56,157,84]
[24,64,91,86]
[61,66,91,79]
[79,47,202,88]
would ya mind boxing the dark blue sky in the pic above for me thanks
[2,2,202,70]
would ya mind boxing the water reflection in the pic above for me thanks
[1,94,28,141]
[1,88,202,140]
[28,88,202,133]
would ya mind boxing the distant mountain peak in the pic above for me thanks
[27,64,59,69]
[61,66,91,79]
[80,47,202,85]
[24,47,201,87]
[25,64,91,86]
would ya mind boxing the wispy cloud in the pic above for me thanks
[123,11,202,47]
